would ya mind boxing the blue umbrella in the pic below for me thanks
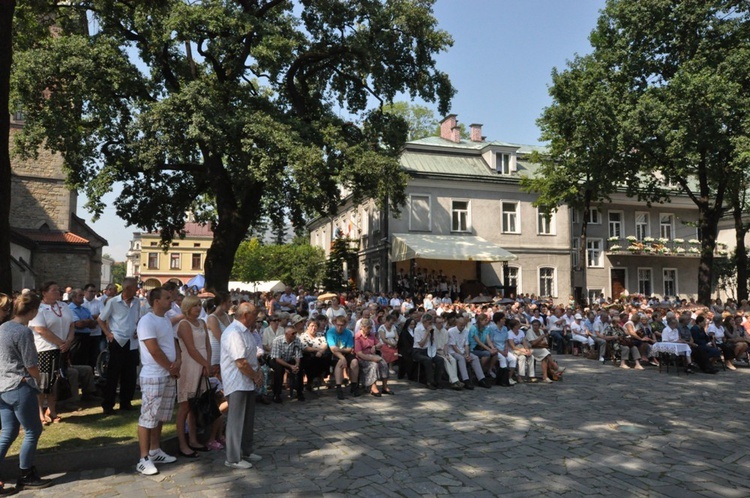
[187,274,205,289]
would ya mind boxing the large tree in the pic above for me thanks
[11,0,454,292]
[0,0,15,294]
[591,0,750,304]
[521,54,634,305]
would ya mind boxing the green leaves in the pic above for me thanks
[232,238,325,290]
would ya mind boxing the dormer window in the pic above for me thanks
[497,153,511,175]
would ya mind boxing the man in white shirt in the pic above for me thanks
[98,277,140,414]
[434,316,462,390]
[412,314,445,390]
[136,287,179,476]
[278,286,298,313]
[82,283,104,356]
[448,316,485,389]
[221,303,264,469]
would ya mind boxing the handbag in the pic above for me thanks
[188,376,221,430]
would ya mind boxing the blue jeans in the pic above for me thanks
[0,382,43,470]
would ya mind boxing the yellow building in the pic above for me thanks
[135,222,213,289]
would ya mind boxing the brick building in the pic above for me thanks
[8,114,107,290]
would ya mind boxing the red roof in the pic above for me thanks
[13,229,90,245]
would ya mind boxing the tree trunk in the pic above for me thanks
[697,208,721,305]
[204,214,249,293]
[734,203,748,302]
[0,1,16,295]
[578,191,592,307]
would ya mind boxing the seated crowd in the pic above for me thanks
[0,284,747,489]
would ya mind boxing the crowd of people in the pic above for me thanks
[0,281,748,490]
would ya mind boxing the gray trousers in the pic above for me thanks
[226,390,256,464]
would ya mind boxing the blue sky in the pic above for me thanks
[81,0,606,261]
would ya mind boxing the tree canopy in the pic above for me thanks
[11,0,454,291]
[232,237,325,290]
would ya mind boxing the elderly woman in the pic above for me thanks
[0,292,51,490]
[377,314,400,366]
[299,320,329,391]
[523,320,565,383]
[355,318,392,396]
[29,281,74,425]
[176,296,212,457]
[507,321,533,382]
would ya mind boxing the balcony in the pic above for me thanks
[605,237,729,258]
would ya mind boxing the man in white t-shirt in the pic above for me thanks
[221,302,264,469]
[136,287,180,476]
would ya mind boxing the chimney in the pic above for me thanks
[470,123,483,142]
[440,114,460,143]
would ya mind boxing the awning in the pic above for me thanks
[391,234,517,262]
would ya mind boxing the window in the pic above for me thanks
[12,110,24,122]
[660,214,674,240]
[587,239,603,267]
[192,253,202,270]
[170,253,181,269]
[172,242,179,247]
[193,243,200,247]
[588,289,604,304]
[539,267,555,297]
[663,269,677,298]
[451,200,470,232]
[409,194,431,231]
[570,208,579,224]
[572,238,579,268]
[505,266,520,290]
[638,268,653,296]
[537,209,555,235]
[150,242,157,247]
[587,208,601,224]
[635,212,650,240]
[148,253,159,269]
[501,202,520,233]
[497,153,511,175]
[608,211,623,239]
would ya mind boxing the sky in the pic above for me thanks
[79,0,607,262]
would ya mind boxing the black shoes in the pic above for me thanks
[17,467,51,490]
[336,387,345,400]
[272,394,283,403]
[463,381,475,390]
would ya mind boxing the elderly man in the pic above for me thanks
[448,316,487,389]
[433,316,463,390]
[278,286,298,313]
[135,287,179,476]
[270,326,304,403]
[412,314,446,390]
[98,277,140,415]
[221,303,264,469]
[68,288,100,369]
[326,315,361,400]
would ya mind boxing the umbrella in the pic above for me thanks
[495,297,516,305]
[468,295,493,304]
[187,274,205,289]
[317,292,338,302]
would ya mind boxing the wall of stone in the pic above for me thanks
[32,251,93,288]
[9,177,74,231]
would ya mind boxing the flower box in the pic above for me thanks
[626,235,637,242]
[673,238,684,244]
[610,245,622,251]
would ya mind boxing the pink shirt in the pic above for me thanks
[355,333,378,356]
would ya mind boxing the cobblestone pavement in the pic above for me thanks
[18,356,750,497]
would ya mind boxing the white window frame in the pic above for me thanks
[570,208,579,224]
[501,201,520,234]
[587,208,601,224]
[608,210,624,239]
[497,153,511,175]
[637,267,653,296]
[170,253,181,270]
[451,199,471,233]
[572,238,579,268]
[408,194,432,232]
[587,238,603,268]
[635,211,651,240]
[660,213,674,240]
[537,208,556,235]
[148,252,159,270]
[538,267,556,298]
[505,266,521,293]
[663,268,678,298]
[587,288,604,304]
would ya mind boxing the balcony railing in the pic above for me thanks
[605,237,729,257]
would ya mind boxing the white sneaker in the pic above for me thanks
[508,379,517,385]
[225,460,253,469]
[137,457,159,475]
[243,453,262,462]
[149,448,177,464]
